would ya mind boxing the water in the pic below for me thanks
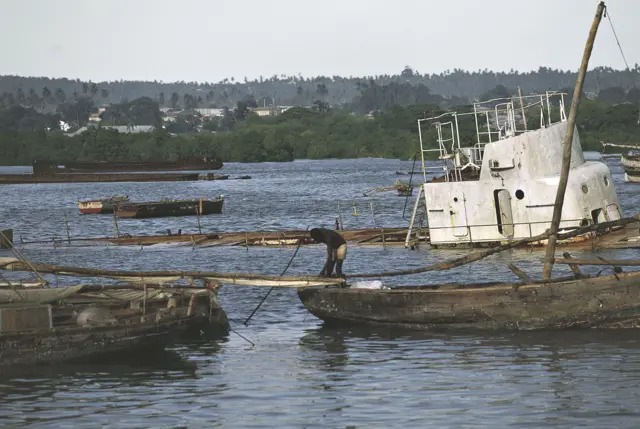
[1,155,640,428]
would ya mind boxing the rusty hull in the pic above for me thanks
[298,270,640,330]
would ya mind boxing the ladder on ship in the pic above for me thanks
[404,115,462,247]
[405,184,428,248]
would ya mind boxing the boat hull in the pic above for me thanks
[601,142,640,154]
[79,206,103,214]
[298,271,640,330]
[33,157,223,174]
[0,287,229,368]
[116,199,224,219]
[625,172,640,183]
[621,153,640,170]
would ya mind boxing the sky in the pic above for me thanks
[1,0,638,83]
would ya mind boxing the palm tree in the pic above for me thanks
[315,83,328,99]
[55,88,66,104]
[15,88,25,105]
[27,88,40,107]
[170,92,179,109]
[41,86,52,105]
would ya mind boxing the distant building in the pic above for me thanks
[88,107,107,123]
[103,125,155,133]
[250,106,293,117]
[194,108,225,118]
[64,124,155,137]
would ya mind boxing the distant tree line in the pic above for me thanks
[1,65,639,109]
[1,85,638,165]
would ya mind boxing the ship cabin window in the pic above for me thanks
[515,190,524,200]
[604,176,610,187]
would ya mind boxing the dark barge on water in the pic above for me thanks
[32,156,223,174]
[0,172,203,185]
[115,197,225,219]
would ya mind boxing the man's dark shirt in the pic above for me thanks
[310,228,346,250]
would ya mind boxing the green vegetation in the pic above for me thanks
[1,74,639,165]
[1,95,638,165]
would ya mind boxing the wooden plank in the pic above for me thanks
[562,252,585,278]
[553,258,640,266]
[507,264,533,284]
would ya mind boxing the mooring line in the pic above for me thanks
[243,226,309,326]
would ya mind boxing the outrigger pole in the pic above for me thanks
[543,1,607,280]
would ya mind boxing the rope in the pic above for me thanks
[0,230,47,285]
[243,226,309,325]
[605,6,636,90]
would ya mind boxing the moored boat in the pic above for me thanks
[625,171,640,183]
[78,195,129,214]
[115,196,225,219]
[601,141,640,154]
[297,269,640,330]
[621,151,640,170]
[33,156,223,174]
[199,173,230,181]
[0,279,229,368]
[299,2,640,331]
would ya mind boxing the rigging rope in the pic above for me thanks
[605,6,635,89]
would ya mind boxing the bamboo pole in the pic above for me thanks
[112,210,120,237]
[63,214,71,244]
[552,258,640,266]
[542,1,606,280]
[345,214,638,279]
[1,215,636,284]
[562,252,585,278]
[370,202,376,228]
[507,263,533,284]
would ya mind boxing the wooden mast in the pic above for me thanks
[542,1,607,280]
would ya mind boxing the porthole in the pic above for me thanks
[453,197,458,202]
[515,189,525,200]
[581,184,589,194]
[604,176,610,187]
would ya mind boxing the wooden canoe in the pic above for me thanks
[601,142,640,154]
[625,172,640,183]
[298,270,640,330]
[621,152,640,170]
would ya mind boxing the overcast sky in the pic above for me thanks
[1,0,638,83]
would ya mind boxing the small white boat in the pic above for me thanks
[77,195,129,214]
[621,151,640,170]
[625,172,640,183]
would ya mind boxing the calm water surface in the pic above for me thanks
[1,155,640,428]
